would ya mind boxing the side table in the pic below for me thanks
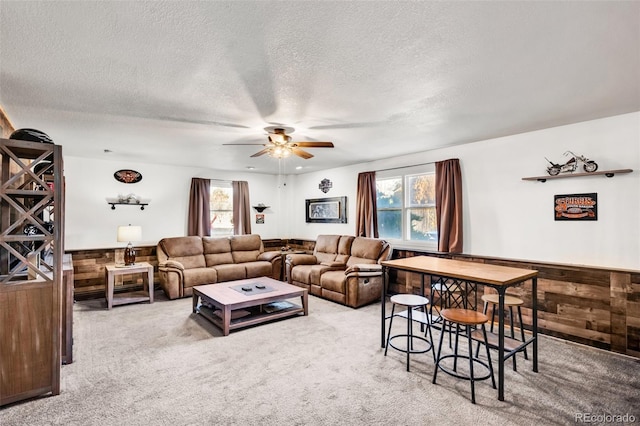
[105,262,154,310]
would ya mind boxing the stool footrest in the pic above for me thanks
[388,334,433,355]
[435,354,493,382]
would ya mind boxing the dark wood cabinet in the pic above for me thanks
[0,138,64,406]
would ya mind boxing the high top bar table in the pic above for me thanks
[381,256,538,401]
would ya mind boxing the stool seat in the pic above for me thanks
[481,294,524,306]
[440,308,489,326]
[478,293,529,371]
[390,294,429,307]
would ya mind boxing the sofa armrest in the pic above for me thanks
[286,254,318,267]
[258,251,280,262]
[159,260,185,271]
[345,263,382,276]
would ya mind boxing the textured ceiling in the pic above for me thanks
[1,1,639,175]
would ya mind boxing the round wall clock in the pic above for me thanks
[114,169,142,184]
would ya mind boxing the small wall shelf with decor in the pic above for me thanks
[108,201,149,210]
[522,169,633,183]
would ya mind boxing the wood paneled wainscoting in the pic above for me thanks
[390,250,640,359]
[69,246,158,300]
[66,240,639,359]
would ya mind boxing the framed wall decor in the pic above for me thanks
[114,169,142,184]
[305,196,347,223]
[554,192,597,221]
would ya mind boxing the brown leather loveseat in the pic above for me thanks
[157,234,281,299]
[285,235,391,308]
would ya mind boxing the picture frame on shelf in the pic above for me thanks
[305,196,347,223]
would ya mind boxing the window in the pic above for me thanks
[210,181,233,236]
[376,165,437,247]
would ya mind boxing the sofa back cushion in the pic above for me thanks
[335,235,355,264]
[314,234,340,264]
[346,237,388,266]
[230,234,263,263]
[158,236,206,269]
[203,236,234,266]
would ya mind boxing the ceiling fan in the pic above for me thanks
[224,126,334,159]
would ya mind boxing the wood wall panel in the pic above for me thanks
[69,246,157,300]
[67,239,640,358]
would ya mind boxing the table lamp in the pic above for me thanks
[117,225,142,265]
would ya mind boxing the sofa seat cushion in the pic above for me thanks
[214,263,247,282]
[320,270,346,294]
[245,261,273,278]
[292,264,334,286]
[183,268,217,288]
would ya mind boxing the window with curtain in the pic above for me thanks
[210,181,234,236]
[376,164,437,248]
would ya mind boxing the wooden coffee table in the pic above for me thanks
[192,276,308,336]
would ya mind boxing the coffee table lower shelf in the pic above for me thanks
[192,278,309,336]
[195,303,304,333]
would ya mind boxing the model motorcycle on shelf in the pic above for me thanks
[545,151,599,176]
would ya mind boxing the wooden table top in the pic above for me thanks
[382,256,538,286]
[194,276,305,305]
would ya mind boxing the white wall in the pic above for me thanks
[64,157,282,250]
[63,112,639,269]
[287,112,640,270]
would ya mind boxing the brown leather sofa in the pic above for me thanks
[285,235,391,308]
[157,234,281,299]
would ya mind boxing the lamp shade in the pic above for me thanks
[117,225,142,243]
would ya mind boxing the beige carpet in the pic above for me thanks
[1,292,639,426]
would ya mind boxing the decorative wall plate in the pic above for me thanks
[114,169,142,184]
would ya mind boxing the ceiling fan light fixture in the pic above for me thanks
[269,145,292,158]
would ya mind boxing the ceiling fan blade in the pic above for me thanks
[308,121,382,130]
[291,147,314,159]
[223,143,267,146]
[293,142,334,148]
[157,116,250,128]
[251,148,272,157]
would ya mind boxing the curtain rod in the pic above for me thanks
[375,161,435,173]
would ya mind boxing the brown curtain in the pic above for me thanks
[436,159,463,253]
[187,178,211,236]
[232,181,251,235]
[355,171,379,238]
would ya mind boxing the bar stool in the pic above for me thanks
[384,294,435,371]
[432,308,495,404]
[478,293,529,371]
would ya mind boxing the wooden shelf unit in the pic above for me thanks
[522,168,633,182]
[0,138,65,406]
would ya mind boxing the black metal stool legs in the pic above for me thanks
[432,312,496,404]
[384,295,434,372]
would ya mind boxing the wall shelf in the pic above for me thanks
[522,169,633,182]
[108,202,148,210]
